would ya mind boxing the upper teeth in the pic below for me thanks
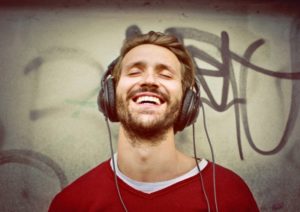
[136,96,161,104]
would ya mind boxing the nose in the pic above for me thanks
[140,71,158,87]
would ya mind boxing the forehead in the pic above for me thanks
[121,44,181,71]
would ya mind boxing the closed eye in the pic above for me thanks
[124,62,145,76]
[128,69,142,76]
[159,70,173,79]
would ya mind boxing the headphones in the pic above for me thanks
[98,58,201,132]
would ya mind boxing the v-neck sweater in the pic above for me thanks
[49,159,259,212]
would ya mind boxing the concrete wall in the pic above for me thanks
[0,1,300,211]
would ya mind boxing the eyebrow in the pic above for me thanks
[156,64,177,73]
[123,61,177,74]
[123,61,146,70]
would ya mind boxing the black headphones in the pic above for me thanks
[98,58,201,132]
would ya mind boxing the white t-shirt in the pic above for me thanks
[110,153,208,194]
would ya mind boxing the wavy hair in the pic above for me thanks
[112,31,196,93]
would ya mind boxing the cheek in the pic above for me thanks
[115,78,136,99]
[115,78,127,95]
[115,84,125,103]
[169,83,183,99]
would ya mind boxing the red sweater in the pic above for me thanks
[49,160,259,212]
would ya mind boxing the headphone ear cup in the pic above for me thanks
[105,78,118,122]
[98,58,120,122]
[98,77,119,122]
[175,89,200,132]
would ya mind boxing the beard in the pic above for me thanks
[116,87,181,144]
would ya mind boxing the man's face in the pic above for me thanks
[116,44,183,139]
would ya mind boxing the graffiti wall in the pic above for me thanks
[0,1,299,211]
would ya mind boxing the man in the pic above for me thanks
[49,31,259,211]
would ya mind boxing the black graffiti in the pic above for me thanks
[21,25,300,163]
[0,47,105,194]
[24,25,300,160]
[0,120,68,189]
[24,46,102,120]
[0,149,68,188]
[6,47,104,191]
[285,16,300,170]
[159,26,300,159]
[0,46,105,207]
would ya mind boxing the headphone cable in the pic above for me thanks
[201,103,219,212]
[105,118,128,212]
[105,103,217,212]
[193,124,211,212]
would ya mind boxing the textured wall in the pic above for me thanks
[0,1,300,211]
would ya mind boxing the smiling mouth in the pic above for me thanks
[132,95,165,105]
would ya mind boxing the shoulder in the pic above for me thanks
[211,162,247,185]
[63,159,112,192]
[48,159,113,211]
[205,162,251,193]
[204,162,259,211]
[215,163,252,192]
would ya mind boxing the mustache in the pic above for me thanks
[126,86,170,103]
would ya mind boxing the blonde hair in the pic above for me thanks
[112,31,195,93]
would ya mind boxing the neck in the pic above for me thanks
[116,126,195,182]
